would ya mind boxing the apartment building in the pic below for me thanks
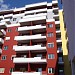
[0,0,71,75]
[62,0,75,75]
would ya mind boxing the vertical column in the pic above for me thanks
[28,22,33,72]
[46,22,57,75]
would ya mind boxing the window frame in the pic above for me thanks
[48,68,55,74]
[48,24,53,28]
[1,55,7,60]
[48,43,54,48]
[7,29,12,32]
[0,68,5,73]
[4,46,8,50]
[47,32,54,37]
[48,54,55,59]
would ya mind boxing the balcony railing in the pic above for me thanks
[1,29,6,35]
[18,25,46,31]
[0,22,7,29]
[25,8,47,15]
[0,48,2,54]
[56,38,62,43]
[57,47,63,53]
[14,34,46,41]
[58,60,64,64]
[19,13,47,23]
[11,72,42,75]
[0,38,4,44]
[1,19,11,24]
[13,57,47,63]
[4,14,13,18]
[56,29,61,33]
[13,45,46,51]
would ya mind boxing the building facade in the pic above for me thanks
[0,0,71,75]
[62,0,75,75]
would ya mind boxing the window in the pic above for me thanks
[20,68,26,72]
[48,24,53,28]
[36,54,42,58]
[58,57,63,62]
[48,43,54,48]
[7,29,11,32]
[13,18,16,21]
[0,68,5,73]
[38,68,42,72]
[47,32,54,37]
[5,37,10,41]
[1,56,7,60]
[48,54,55,59]
[4,46,8,50]
[36,68,42,72]
[48,68,55,74]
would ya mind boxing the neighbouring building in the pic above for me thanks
[62,0,75,75]
[0,0,71,75]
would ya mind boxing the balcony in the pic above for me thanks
[0,48,2,54]
[4,14,13,18]
[25,2,47,9]
[55,21,60,24]
[25,8,47,15]
[53,14,59,19]
[19,13,46,25]
[0,16,4,19]
[13,13,25,18]
[14,34,46,41]
[52,0,58,4]
[0,29,6,36]
[53,7,58,11]
[23,13,47,19]
[58,61,64,64]
[57,47,63,53]
[13,57,47,63]
[13,45,46,51]
[0,22,7,29]
[18,25,46,32]
[12,72,41,75]
[56,38,62,43]
[56,30,61,33]
[1,19,11,24]
[0,38,4,44]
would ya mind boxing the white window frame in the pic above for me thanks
[4,46,8,50]
[0,68,5,73]
[48,54,55,59]
[1,55,7,60]
[47,32,54,37]
[48,68,54,74]
[48,43,54,48]
[7,29,11,32]
[48,24,53,28]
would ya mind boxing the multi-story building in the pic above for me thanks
[0,0,71,75]
[62,0,75,75]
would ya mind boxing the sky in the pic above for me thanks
[0,0,51,10]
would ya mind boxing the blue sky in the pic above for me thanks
[0,0,51,10]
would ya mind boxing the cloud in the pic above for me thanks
[0,0,9,10]
[0,0,4,3]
